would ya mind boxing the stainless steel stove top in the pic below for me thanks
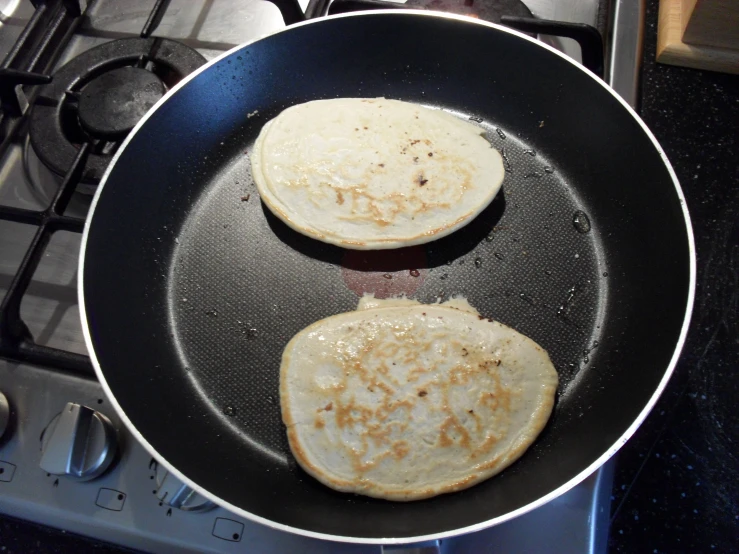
[0,0,643,552]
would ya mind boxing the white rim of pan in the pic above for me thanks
[78,10,697,545]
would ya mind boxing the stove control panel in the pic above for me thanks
[39,402,118,481]
[0,362,612,554]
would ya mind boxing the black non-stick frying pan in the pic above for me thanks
[79,12,695,543]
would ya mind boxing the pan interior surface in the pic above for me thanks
[82,13,692,540]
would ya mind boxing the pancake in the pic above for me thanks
[279,297,558,501]
[251,98,504,249]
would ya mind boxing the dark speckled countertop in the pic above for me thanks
[1,0,737,552]
[607,0,739,552]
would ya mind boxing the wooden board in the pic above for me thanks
[657,0,739,74]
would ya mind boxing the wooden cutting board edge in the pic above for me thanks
[657,0,739,75]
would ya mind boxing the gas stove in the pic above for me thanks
[0,1,643,552]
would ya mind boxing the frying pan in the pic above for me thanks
[79,12,695,543]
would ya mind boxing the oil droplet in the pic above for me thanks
[474,257,482,268]
[496,128,506,140]
[267,396,275,405]
[557,284,579,317]
[494,252,505,260]
[245,328,257,339]
[205,309,218,317]
[545,270,552,276]
[439,273,448,280]
[383,273,393,279]
[544,166,554,174]
[409,269,420,277]
[602,271,609,277]
[223,406,235,416]
[523,149,536,157]
[485,234,494,242]
[573,210,591,233]
[500,148,512,172]
[519,292,536,306]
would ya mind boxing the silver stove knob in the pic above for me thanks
[155,465,215,512]
[0,392,9,440]
[40,402,118,481]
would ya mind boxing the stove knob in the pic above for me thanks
[155,465,215,512]
[39,403,118,481]
[0,392,9,440]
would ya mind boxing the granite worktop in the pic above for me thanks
[606,0,739,552]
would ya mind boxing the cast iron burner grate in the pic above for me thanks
[0,0,202,376]
[29,37,206,183]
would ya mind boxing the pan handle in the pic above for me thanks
[270,0,307,25]
[291,1,605,79]
[319,0,422,17]
[500,16,605,79]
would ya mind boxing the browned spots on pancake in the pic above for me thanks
[407,366,427,383]
[336,191,344,205]
[376,380,395,396]
[473,433,501,457]
[438,416,471,449]
[334,398,374,430]
[391,441,410,460]
[418,390,427,397]
[314,417,325,429]
[367,424,392,447]
[476,453,504,471]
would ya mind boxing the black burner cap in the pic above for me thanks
[78,66,165,139]
[30,37,206,183]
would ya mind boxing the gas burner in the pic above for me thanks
[77,66,165,139]
[29,38,205,184]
